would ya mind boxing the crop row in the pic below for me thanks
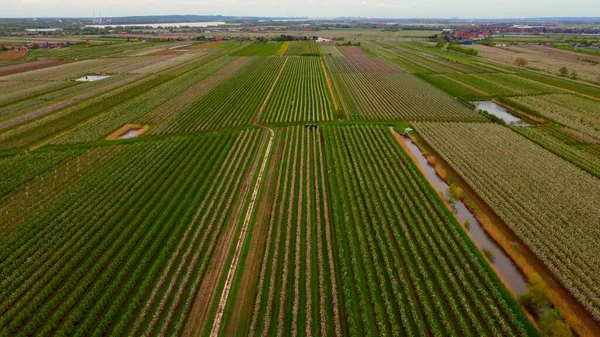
[157,57,286,134]
[326,55,400,74]
[367,41,471,74]
[261,57,335,123]
[444,73,565,97]
[0,74,168,151]
[284,41,320,56]
[50,55,237,145]
[0,53,232,150]
[0,80,75,107]
[512,126,600,177]
[382,41,501,73]
[322,125,534,336]
[325,56,483,122]
[23,41,165,61]
[0,149,82,200]
[502,94,600,141]
[144,57,256,133]
[0,129,267,336]
[319,44,344,57]
[0,146,122,237]
[414,122,600,321]
[243,126,342,337]
[0,74,141,132]
[0,58,142,82]
[231,42,284,56]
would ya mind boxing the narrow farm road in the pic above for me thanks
[320,56,340,116]
[209,126,274,337]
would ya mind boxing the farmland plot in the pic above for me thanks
[326,55,400,74]
[471,44,600,83]
[318,44,344,56]
[0,58,140,82]
[284,40,320,56]
[24,41,156,60]
[0,81,75,107]
[231,42,283,56]
[512,126,600,177]
[261,57,335,123]
[385,41,504,73]
[367,41,478,74]
[0,129,268,336]
[326,56,483,121]
[50,56,238,144]
[322,125,535,336]
[0,74,169,151]
[442,73,565,97]
[0,74,140,131]
[503,94,600,141]
[414,122,600,321]
[141,57,255,128]
[218,126,342,337]
[155,57,286,134]
[0,59,68,77]
[130,52,207,74]
[0,149,82,200]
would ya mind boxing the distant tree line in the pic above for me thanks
[447,44,479,56]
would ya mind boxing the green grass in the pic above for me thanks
[230,42,284,56]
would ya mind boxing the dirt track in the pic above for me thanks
[209,127,274,337]
[222,133,283,336]
[320,57,340,117]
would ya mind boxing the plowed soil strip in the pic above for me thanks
[210,128,275,337]
[0,60,68,77]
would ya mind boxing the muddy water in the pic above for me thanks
[473,101,529,126]
[120,129,142,139]
[397,131,529,296]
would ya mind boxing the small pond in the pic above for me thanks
[472,101,529,126]
[76,75,111,82]
[395,129,529,296]
[119,129,142,139]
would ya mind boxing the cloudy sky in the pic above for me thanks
[2,0,599,18]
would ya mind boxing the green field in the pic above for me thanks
[1,33,598,336]
[230,42,284,56]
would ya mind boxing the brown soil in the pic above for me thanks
[337,46,368,56]
[223,132,283,336]
[105,124,149,140]
[188,42,220,50]
[320,56,340,117]
[0,50,28,61]
[408,132,600,337]
[0,59,68,77]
